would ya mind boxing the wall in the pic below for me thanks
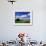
[0,0,46,42]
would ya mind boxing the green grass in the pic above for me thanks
[15,19,30,23]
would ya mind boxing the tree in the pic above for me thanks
[16,18,20,21]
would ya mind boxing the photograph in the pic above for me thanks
[15,11,32,25]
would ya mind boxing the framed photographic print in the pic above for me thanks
[15,10,33,26]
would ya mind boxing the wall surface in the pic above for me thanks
[0,0,46,42]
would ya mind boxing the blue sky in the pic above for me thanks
[15,12,30,16]
[15,12,30,19]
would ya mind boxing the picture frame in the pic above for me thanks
[14,10,33,26]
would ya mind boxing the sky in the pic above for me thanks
[15,12,30,16]
[15,12,30,20]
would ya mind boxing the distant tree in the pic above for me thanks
[16,18,20,21]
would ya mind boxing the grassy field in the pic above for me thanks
[15,19,30,23]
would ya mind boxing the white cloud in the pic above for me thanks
[16,14,27,19]
[27,13,30,16]
[16,16,20,19]
[20,14,27,18]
